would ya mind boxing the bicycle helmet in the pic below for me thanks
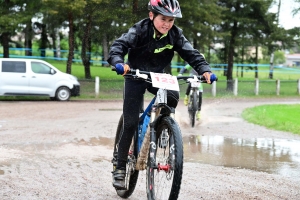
[148,0,182,18]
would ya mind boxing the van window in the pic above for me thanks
[31,62,52,74]
[2,61,26,73]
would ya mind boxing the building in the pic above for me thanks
[285,54,300,67]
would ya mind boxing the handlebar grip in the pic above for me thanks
[210,73,218,82]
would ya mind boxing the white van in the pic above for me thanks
[0,58,80,101]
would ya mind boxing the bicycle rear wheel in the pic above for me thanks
[146,116,183,200]
[113,114,139,198]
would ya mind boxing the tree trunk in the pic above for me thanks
[102,34,109,66]
[66,13,74,74]
[50,29,57,58]
[1,32,10,58]
[227,40,234,91]
[255,45,258,78]
[56,29,61,58]
[81,14,92,79]
[269,52,274,79]
[241,44,244,77]
[24,20,33,56]
[40,24,48,57]
[227,20,238,92]
[223,42,228,76]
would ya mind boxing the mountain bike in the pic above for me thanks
[112,69,215,200]
[181,76,204,127]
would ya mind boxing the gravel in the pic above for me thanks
[0,97,300,199]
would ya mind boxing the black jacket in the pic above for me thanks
[107,18,211,74]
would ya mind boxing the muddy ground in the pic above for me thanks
[0,97,300,200]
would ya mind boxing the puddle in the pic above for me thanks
[183,135,300,180]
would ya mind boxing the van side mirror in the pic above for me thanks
[50,68,56,74]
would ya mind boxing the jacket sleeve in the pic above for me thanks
[107,26,137,66]
[174,33,211,75]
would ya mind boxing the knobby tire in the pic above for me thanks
[146,116,183,200]
[188,92,196,127]
[113,114,139,198]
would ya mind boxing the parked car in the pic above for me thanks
[0,58,80,101]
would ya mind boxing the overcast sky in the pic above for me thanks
[269,0,300,29]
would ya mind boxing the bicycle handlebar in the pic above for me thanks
[111,67,218,83]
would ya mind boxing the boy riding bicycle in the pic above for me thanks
[178,64,203,120]
[107,0,215,190]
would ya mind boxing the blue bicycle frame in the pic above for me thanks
[137,97,156,152]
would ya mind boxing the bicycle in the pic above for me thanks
[180,76,204,127]
[112,69,215,200]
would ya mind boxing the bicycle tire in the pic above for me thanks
[192,91,198,112]
[113,114,139,198]
[146,116,183,200]
[188,92,196,127]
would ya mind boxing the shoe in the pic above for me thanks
[196,111,201,120]
[184,95,189,106]
[112,169,126,190]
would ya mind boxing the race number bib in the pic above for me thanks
[191,82,200,88]
[150,72,180,91]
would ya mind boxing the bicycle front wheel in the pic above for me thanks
[188,92,197,127]
[146,116,183,200]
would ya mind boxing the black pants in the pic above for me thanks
[117,78,179,169]
[185,83,203,111]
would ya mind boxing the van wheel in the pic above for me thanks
[55,86,71,101]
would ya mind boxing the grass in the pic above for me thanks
[1,59,300,135]
[1,59,300,100]
[242,104,300,135]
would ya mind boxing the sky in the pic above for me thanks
[269,0,300,29]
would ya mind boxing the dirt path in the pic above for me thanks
[0,98,300,199]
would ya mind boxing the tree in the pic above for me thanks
[79,1,104,79]
[177,0,224,60]
[42,0,88,74]
[0,0,24,58]
[217,0,278,91]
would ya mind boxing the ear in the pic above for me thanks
[149,11,154,20]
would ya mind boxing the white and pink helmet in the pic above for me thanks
[148,0,182,18]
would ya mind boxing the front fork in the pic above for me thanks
[148,105,174,172]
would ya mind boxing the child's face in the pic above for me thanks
[150,13,175,35]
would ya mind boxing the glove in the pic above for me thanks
[203,72,217,84]
[115,63,130,75]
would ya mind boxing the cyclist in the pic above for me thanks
[107,0,215,190]
[178,64,203,120]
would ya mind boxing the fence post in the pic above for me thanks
[95,76,99,97]
[298,79,300,95]
[212,81,216,97]
[276,79,280,95]
[254,78,259,95]
[233,78,238,96]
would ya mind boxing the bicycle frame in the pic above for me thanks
[136,87,175,171]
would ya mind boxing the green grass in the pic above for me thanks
[242,104,300,135]
[1,59,300,100]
